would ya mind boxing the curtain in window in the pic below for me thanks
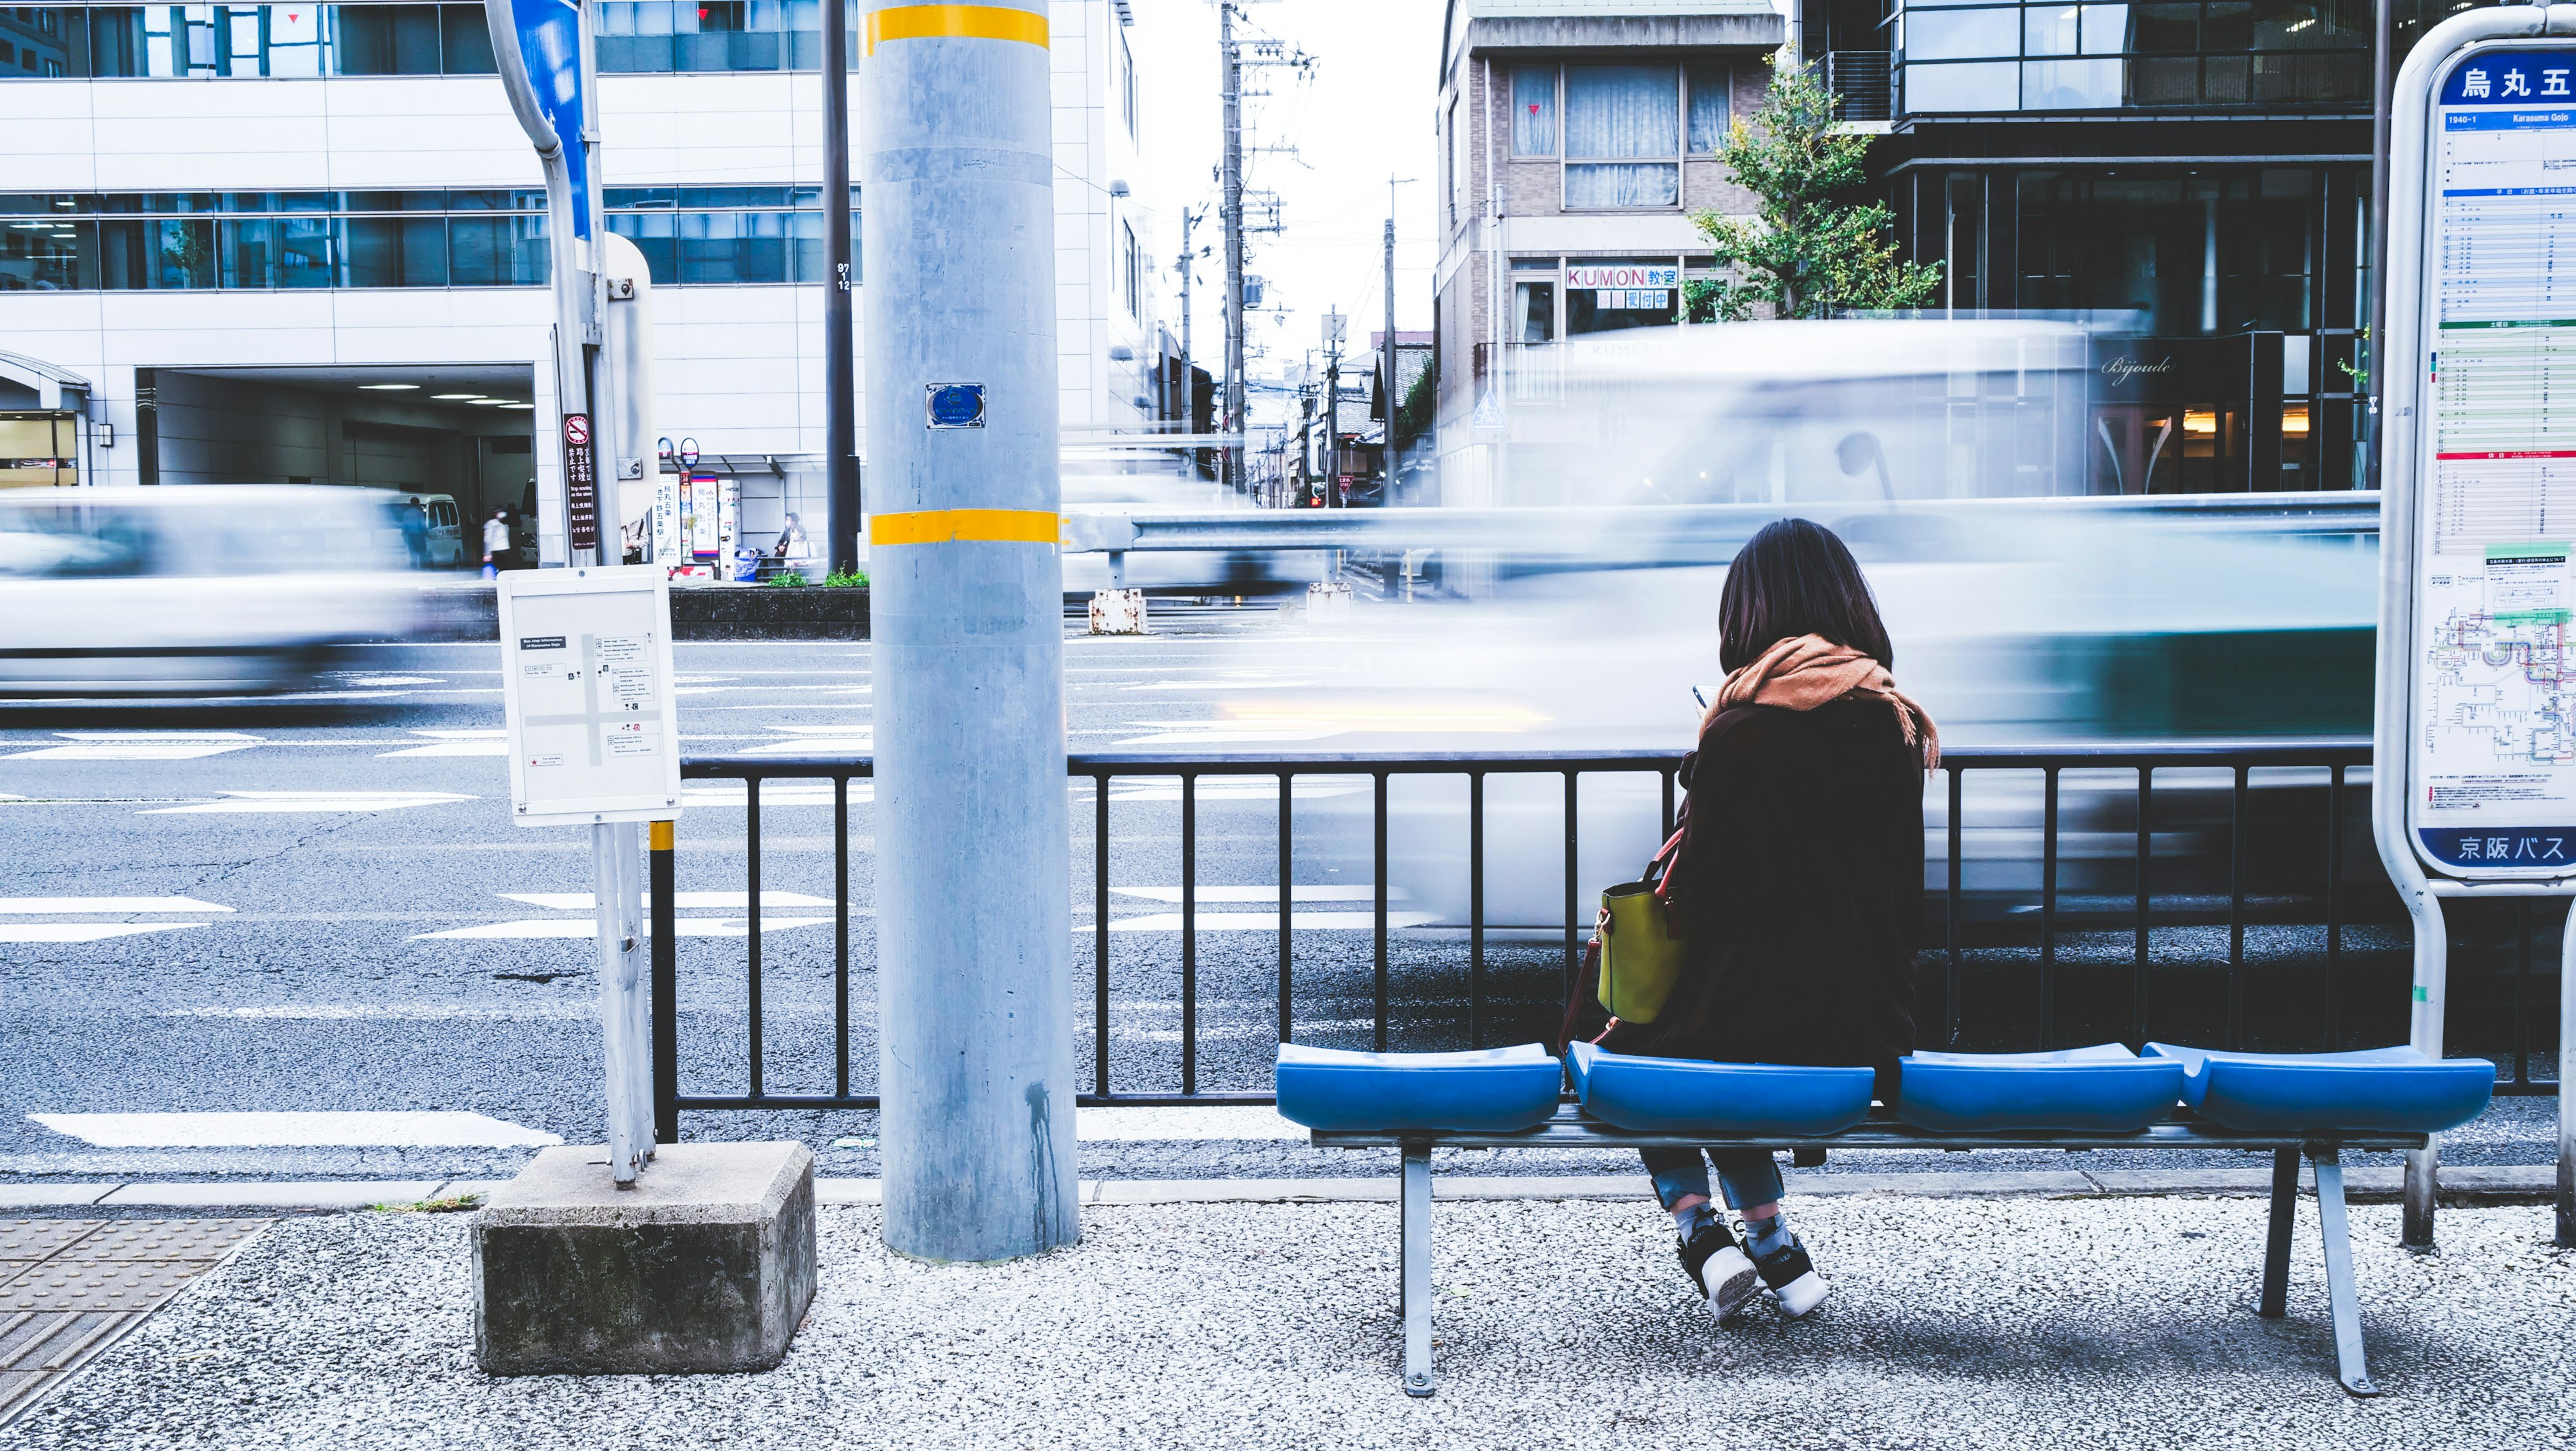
[1566,164,1679,208]
[1564,64,1678,158]
[1686,64,1729,152]
[1512,65,1556,156]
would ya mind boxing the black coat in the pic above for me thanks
[1599,698,1925,1102]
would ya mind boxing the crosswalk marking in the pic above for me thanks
[681,783,865,806]
[28,1110,561,1148]
[0,896,232,914]
[1100,910,1440,933]
[143,791,474,815]
[500,891,837,910]
[413,916,833,940]
[378,730,509,759]
[9,733,261,761]
[1110,885,1405,904]
[1073,1105,1305,1141]
[0,923,208,943]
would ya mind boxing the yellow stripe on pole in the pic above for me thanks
[649,819,674,851]
[869,508,1062,546]
[864,4,1049,54]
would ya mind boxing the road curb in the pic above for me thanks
[0,1166,2557,1213]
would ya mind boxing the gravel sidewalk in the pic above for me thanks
[5,1197,2571,1450]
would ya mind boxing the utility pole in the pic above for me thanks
[1175,206,1199,428]
[859,0,1076,1262]
[1322,309,1344,508]
[1219,1,1245,496]
[1382,174,1414,505]
[822,0,857,573]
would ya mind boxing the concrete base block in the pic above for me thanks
[472,1142,816,1376]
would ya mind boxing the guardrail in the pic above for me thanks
[1057,491,2384,555]
[650,736,2554,1136]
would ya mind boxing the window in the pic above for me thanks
[1117,25,1137,140]
[1120,220,1141,320]
[1448,95,1466,227]
[1685,64,1729,153]
[0,189,861,290]
[1511,64,1556,156]
[1896,0,2381,113]
[1514,278,1555,343]
[5,2,864,78]
[1563,64,1680,209]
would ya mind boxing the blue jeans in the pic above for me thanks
[1639,1148,1784,1213]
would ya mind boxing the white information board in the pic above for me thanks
[2408,43,2576,879]
[496,565,683,826]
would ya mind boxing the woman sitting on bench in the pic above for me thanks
[1601,517,1935,1324]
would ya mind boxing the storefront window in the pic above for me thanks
[1565,260,1682,335]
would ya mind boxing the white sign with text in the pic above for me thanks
[497,566,684,826]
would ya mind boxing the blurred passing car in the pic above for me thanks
[0,486,419,696]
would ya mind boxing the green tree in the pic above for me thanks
[1685,59,1941,322]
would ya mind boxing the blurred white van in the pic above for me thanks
[0,486,419,696]
[388,491,466,568]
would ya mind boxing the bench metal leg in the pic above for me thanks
[2310,1148,2379,1397]
[2258,1146,2298,1318]
[1401,1143,1435,1396]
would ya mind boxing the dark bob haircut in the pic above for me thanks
[1718,518,1894,675]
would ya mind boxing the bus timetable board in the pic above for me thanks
[496,565,682,826]
[2408,46,2576,879]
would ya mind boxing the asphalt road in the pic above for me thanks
[0,601,2558,1187]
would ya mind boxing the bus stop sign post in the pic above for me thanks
[497,566,682,1185]
[2375,0,2576,1249]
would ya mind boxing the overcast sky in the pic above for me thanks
[1122,0,1445,407]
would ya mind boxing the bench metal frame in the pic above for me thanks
[1312,1110,2428,1399]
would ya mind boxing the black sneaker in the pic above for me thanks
[1743,1222,1828,1318]
[1678,1216,1761,1323]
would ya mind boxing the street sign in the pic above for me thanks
[492,0,591,243]
[564,413,598,553]
[2375,5,2576,1252]
[497,565,681,826]
[2391,43,2576,882]
[678,436,700,468]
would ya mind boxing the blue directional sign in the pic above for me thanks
[503,0,590,240]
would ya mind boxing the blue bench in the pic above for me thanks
[1283,1041,2491,1399]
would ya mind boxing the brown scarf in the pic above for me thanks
[1708,634,1940,771]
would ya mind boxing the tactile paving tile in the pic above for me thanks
[0,1311,123,1373]
[0,1224,101,1262]
[72,1220,262,1262]
[0,1261,209,1313]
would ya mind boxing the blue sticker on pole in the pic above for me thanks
[506,0,590,241]
[926,384,986,429]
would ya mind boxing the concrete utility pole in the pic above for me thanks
[1219,1,1246,497]
[859,0,1077,1262]
[823,0,859,573]
[1322,309,1344,507]
[1175,205,1199,426]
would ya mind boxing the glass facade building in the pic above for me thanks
[0,3,861,78]
[1,188,863,291]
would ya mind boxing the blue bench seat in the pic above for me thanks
[1273,1042,1562,1134]
[2143,1044,2495,1135]
[1566,1042,1874,1135]
[1897,1044,2186,1132]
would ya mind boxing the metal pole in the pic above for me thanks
[1323,315,1340,508]
[1220,1,1245,497]
[2365,0,2391,490]
[2556,892,2576,1248]
[592,820,649,1183]
[824,0,860,575]
[861,0,1077,1261]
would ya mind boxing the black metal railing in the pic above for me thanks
[651,739,2556,1136]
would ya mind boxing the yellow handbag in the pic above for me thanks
[1595,828,1688,1024]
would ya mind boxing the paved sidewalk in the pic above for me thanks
[3,1196,2569,1449]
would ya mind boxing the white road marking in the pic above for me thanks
[28,1110,561,1148]
[336,675,445,686]
[0,922,208,943]
[1110,885,1406,903]
[144,791,475,814]
[379,729,509,758]
[682,783,867,806]
[1112,729,1345,746]
[500,891,837,910]
[163,1004,594,1021]
[413,916,833,940]
[1099,911,1440,933]
[1096,782,1366,802]
[0,896,232,914]
[744,738,871,754]
[11,731,261,761]
[1073,1106,1305,1141]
